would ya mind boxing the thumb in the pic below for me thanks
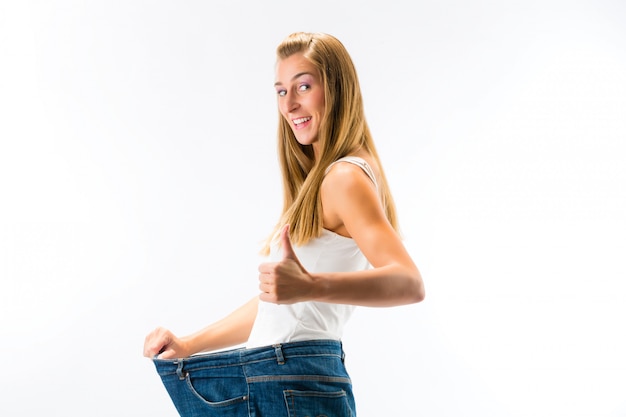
[156,347,177,360]
[280,224,298,261]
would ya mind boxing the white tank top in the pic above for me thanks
[246,156,378,348]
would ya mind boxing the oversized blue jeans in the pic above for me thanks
[153,339,357,417]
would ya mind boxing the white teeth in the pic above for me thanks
[293,117,311,125]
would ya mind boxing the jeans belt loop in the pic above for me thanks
[175,360,187,380]
[273,344,285,365]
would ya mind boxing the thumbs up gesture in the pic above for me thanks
[258,224,314,304]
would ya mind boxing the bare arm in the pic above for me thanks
[314,162,424,306]
[258,162,424,307]
[143,296,258,359]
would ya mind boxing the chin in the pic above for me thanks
[294,135,318,147]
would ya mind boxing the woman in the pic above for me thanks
[144,32,425,417]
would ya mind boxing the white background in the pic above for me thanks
[1,1,625,416]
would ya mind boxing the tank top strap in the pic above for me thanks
[324,156,378,189]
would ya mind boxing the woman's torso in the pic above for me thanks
[246,156,378,348]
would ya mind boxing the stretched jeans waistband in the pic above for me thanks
[151,339,355,416]
[153,339,345,376]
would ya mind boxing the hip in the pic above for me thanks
[153,339,356,417]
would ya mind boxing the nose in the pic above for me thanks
[284,92,300,114]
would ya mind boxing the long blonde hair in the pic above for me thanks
[262,32,398,254]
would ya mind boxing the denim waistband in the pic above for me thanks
[153,339,344,376]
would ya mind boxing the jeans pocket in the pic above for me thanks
[185,373,248,408]
[284,390,353,417]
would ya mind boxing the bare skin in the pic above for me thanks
[143,297,258,359]
[258,157,424,307]
[143,54,424,360]
[143,158,424,359]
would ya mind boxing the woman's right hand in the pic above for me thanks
[143,297,259,360]
[143,327,190,359]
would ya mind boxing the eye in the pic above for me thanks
[276,89,287,97]
[298,83,310,92]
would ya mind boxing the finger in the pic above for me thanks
[280,224,298,261]
[258,262,275,273]
[144,337,167,358]
[157,347,177,360]
[259,281,270,292]
[259,291,277,304]
[143,328,172,358]
[144,343,162,358]
[258,269,274,282]
[143,333,161,357]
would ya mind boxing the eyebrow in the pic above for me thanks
[274,71,314,87]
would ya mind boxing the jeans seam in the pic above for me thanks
[246,375,351,384]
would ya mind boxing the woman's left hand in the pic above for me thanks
[258,225,314,304]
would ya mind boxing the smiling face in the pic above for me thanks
[274,53,326,154]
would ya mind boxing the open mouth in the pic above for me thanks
[293,116,312,127]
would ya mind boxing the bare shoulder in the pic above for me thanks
[324,155,379,189]
[323,161,377,202]
[321,156,382,235]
